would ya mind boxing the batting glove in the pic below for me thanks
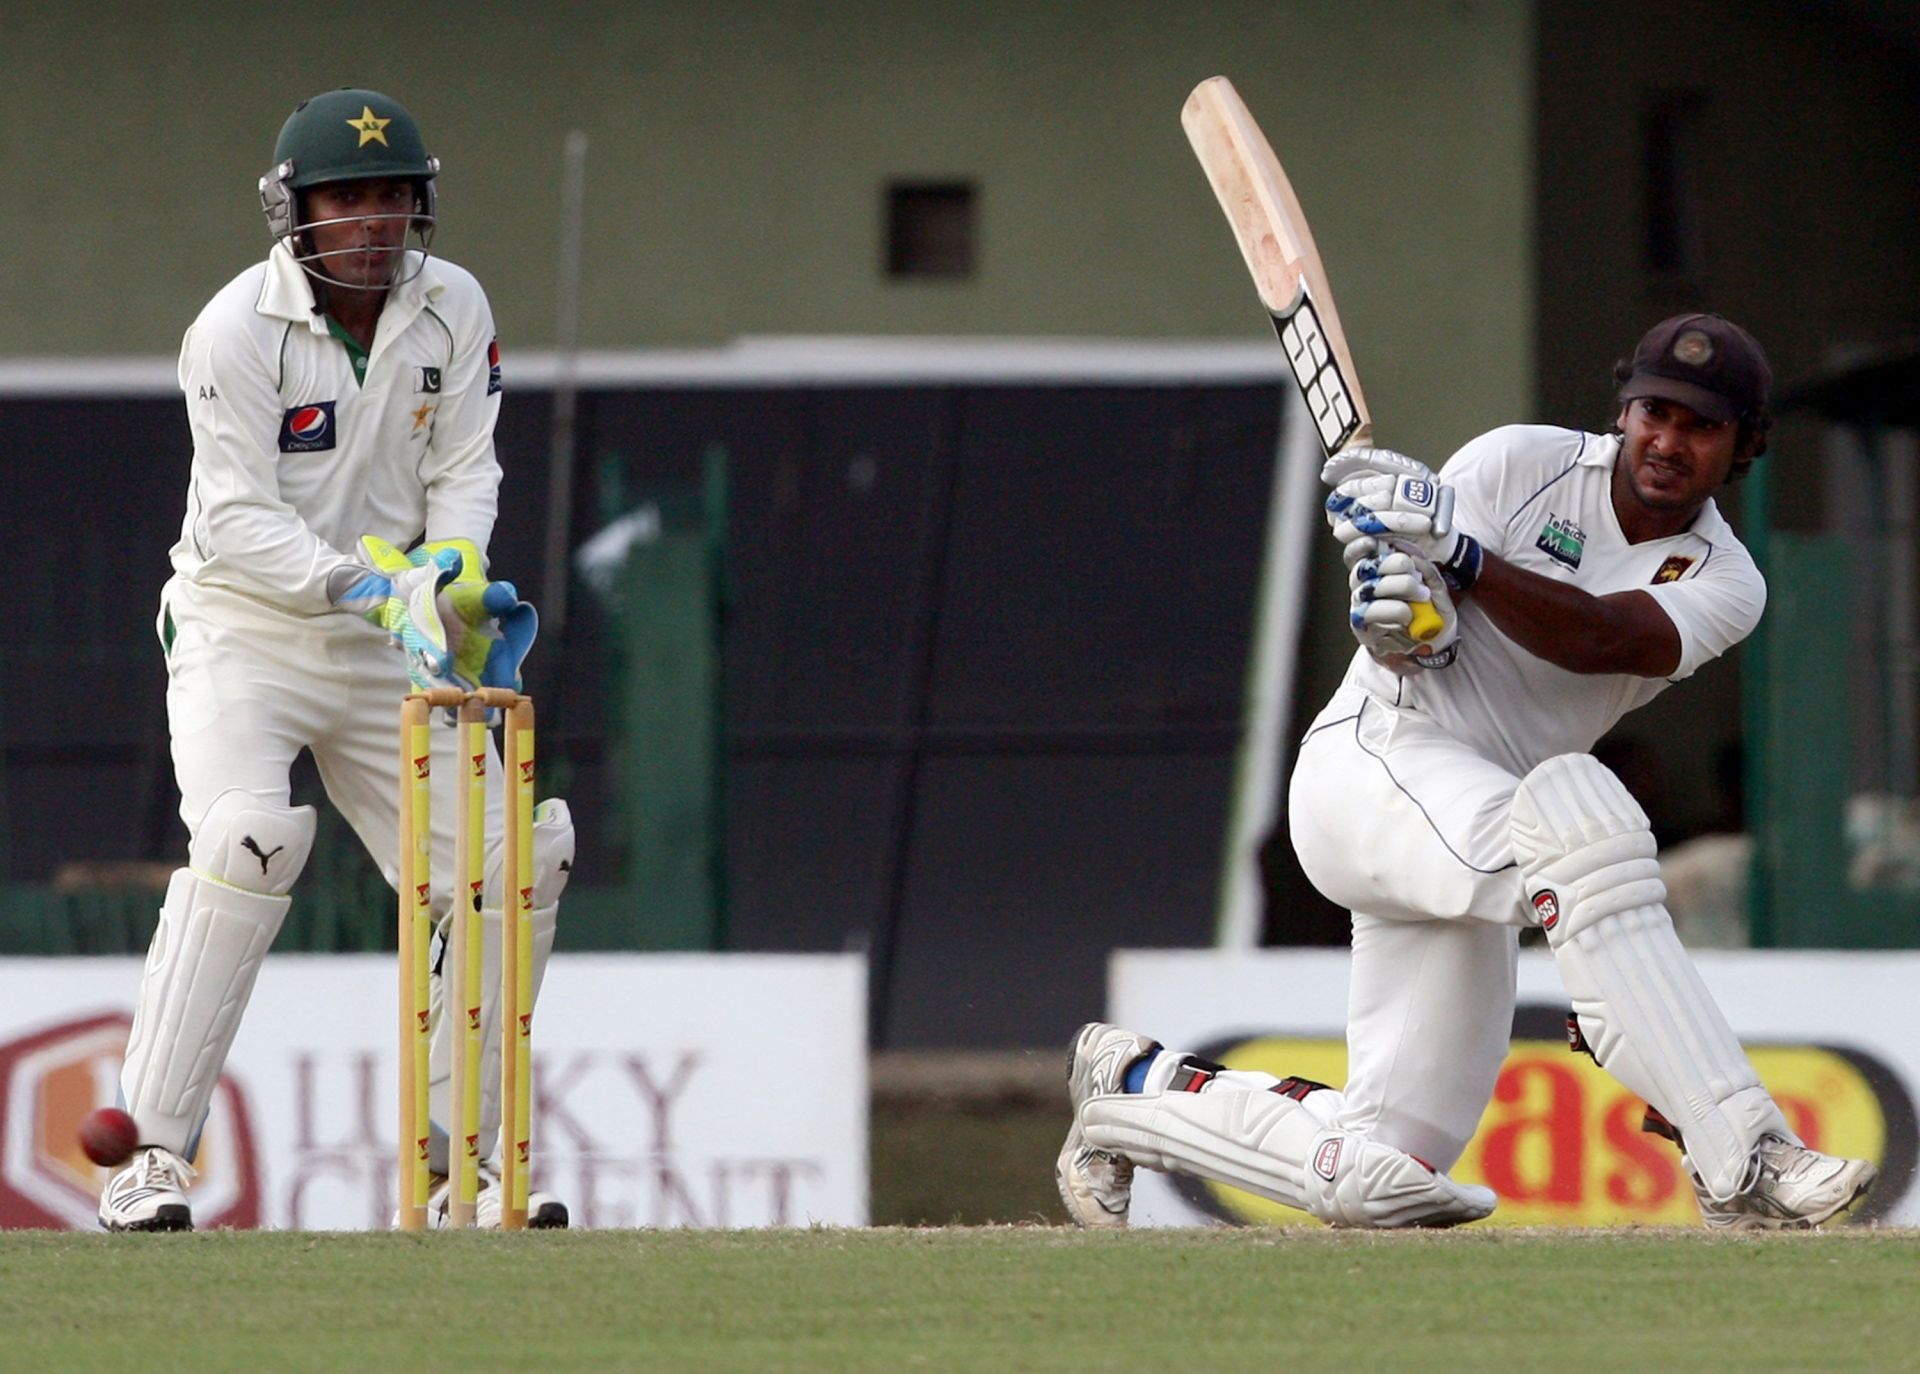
[1321,446,1438,491]
[1349,546,1459,660]
[1324,448,1482,593]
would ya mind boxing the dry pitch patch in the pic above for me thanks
[1,1224,1914,1373]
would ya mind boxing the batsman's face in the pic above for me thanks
[300,178,419,289]
[1615,397,1739,516]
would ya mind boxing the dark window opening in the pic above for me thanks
[886,182,976,280]
[1643,91,1706,284]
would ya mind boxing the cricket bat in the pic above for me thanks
[1182,75,1443,642]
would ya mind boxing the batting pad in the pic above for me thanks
[120,868,291,1155]
[1300,1129,1497,1228]
[1081,1085,1321,1211]
[1512,754,1791,1201]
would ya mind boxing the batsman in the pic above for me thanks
[101,89,575,1231]
[1060,315,1878,1230]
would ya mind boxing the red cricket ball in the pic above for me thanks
[79,1107,140,1167]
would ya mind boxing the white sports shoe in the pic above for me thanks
[1056,1022,1160,1229]
[1690,1135,1876,1230]
[429,1164,570,1230]
[99,1147,196,1233]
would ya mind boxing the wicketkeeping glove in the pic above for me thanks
[330,536,462,689]
[409,539,539,695]
[440,579,538,693]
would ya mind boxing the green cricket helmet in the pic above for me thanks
[258,88,440,286]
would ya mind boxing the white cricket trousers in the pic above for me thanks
[1287,684,1530,1171]
[160,575,506,913]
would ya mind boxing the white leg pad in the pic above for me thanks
[121,794,314,1155]
[1081,1086,1326,1211]
[1300,1129,1498,1228]
[186,788,316,896]
[120,870,292,1154]
[1082,1087,1490,1227]
[471,902,559,1163]
[430,799,573,1165]
[1512,754,1790,1201]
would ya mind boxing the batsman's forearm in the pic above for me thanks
[1467,552,1681,677]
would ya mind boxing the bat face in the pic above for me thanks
[1185,76,1444,645]
[1269,286,1365,457]
[1181,76,1370,456]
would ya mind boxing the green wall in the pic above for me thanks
[1530,0,1920,858]
[3,0,1533,464]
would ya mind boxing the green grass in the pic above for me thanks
[2,1227,1915,1373]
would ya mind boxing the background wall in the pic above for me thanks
[1523,0,1920,903]
[2,0,1535,460]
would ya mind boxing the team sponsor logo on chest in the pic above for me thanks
[1535,513,1586,570]
[1651,554,1695,584]
[278,400,338,453]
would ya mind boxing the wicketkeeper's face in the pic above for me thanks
[299,177,422,290]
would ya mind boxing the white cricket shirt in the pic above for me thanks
[169,242,503,616]
[1346,425,1766,777]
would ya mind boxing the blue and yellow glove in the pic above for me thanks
[331,536,461,689]
[410,539,539,695]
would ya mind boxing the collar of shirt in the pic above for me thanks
[1582,431,1623,472]
[256,240,446,337]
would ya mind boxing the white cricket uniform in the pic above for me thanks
[1286,424,1765,1168]
[162,240,506,899]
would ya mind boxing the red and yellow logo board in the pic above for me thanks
[1171,1010,1911,1227]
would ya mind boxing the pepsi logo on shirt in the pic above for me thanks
[278,401,338,453]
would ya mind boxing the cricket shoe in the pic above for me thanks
[99,1146,196,1232]
[429,1165,570,1229]
[1690,1135,1877,1230]
[1056,1022,1160,1229]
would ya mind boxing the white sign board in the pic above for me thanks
[1112,948,1918,1227]
[0,953,867,1231]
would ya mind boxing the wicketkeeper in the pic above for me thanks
[102,89,575,1231]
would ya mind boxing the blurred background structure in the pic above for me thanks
[3,1,1918,1050]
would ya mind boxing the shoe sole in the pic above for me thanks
[103,1204,193,1233]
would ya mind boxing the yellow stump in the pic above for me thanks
[395,694,437,1232]
[499,693,536,1230]
[448,695,490,1226]
[399,687,537,1232]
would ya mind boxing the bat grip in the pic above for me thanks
[1411,489,1453,642]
